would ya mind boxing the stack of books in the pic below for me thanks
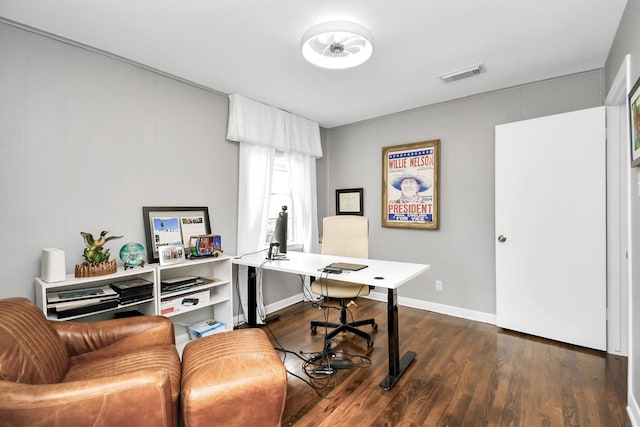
[110,278,154,305]
[47,286,119,318]
[160,276,211,295]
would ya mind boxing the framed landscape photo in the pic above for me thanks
[382,140,440,229]
[630,75,640,167]
[142,206,211,263]
[336,188,364,215]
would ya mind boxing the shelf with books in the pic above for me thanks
[34,265,157,321]
[155,256,232,346]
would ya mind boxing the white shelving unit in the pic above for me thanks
[155,256,233,351]
[34,257,232,355]
[35,265,157,321]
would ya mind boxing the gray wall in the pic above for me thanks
[605,0,640,417]
[0,15,620,318]
[321,71,604,315]
[0,22,238,300]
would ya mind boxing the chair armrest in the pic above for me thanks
[0,370,174,427]
[51,315,175,358]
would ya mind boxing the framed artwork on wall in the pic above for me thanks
[382,139,440,229]
[336,188,364,215]
[142,206,211,263]
[629,75,640,167]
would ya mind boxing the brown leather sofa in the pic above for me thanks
[0,298,181,427]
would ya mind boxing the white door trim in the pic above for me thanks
[605,56,631,356]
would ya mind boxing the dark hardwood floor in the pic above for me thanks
[260,298,629,426]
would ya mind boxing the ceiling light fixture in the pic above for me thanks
[301,21,374,69]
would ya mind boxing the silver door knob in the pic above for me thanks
[498,235,507,243]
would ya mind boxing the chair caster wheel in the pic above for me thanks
[311,326,317,334]
[367,339,374,347]
[372,323,378,331]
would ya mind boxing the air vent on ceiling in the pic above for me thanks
[439,63,485,82]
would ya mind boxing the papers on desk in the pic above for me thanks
[328,262,368,271]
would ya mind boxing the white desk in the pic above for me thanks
[233,251,430,390]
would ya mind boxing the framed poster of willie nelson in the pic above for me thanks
[382,139,440,229]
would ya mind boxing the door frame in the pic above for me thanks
[605,54,631,357]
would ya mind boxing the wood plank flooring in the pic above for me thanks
[260,298,629,426]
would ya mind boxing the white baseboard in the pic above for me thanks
[367,290,496,325]
[265,293,306,314]
[629,391,640,427]
[261,291,496,326]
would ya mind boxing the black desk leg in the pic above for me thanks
[379,288,416,390]
[247,266,257,327]
[246,266,280,327]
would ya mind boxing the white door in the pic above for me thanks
[495,107,606,351]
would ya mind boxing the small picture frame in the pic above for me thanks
[158,244,186,266]
[629,75,640,167]
[336,188,364,216]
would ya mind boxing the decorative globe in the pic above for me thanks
[119,242,145,269]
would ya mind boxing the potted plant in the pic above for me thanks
[74,231,123,277]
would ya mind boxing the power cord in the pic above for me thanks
[235,261,373,396]
[233,269,249,329]
[262,311,371,398]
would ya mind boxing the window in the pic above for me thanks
[265,151,293,244]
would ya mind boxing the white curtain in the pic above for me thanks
[228,94,322,157]
[235,143,275,324]
[237,143,275,255]
[227,94,322,323]
[288,152,320,254]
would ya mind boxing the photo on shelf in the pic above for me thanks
[142,206,211,263]
[158,244,186,266]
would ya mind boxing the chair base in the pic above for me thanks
[310,302,377,352]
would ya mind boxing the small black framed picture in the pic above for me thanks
[336,188,364,216]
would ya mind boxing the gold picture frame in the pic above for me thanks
[382,140,440,229]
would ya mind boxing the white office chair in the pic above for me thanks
[310,215,377,351]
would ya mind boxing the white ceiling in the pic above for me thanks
[0,0,628,128]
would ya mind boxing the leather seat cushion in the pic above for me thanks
[311,279,370,299]
[65,345,181,403]
[181,329,287,427]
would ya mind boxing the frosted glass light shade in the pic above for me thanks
[301,21,373,69]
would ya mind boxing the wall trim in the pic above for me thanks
[266,293,306,315]
[368,291,496,325]
[261,291,496,326]
[629,391,640,427]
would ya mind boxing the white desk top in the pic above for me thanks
[233,251,430,290]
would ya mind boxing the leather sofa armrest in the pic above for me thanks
[51,315,175,358]
[0,370,174,427]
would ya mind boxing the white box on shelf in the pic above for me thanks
[187,319,227,339]
[40,248,66,283]
[160,289,209,315]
